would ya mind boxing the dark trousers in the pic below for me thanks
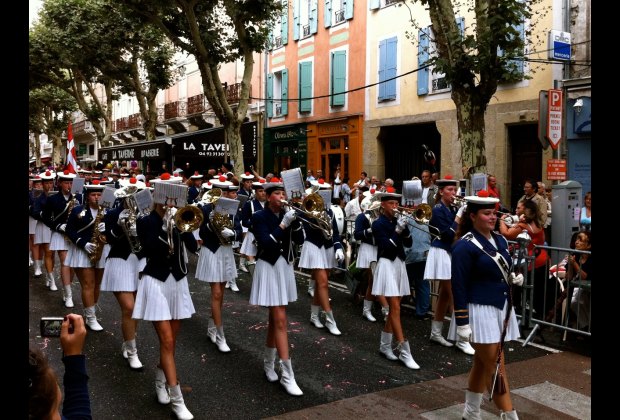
[406,261,430,316]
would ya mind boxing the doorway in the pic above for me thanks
[319,136,349,182]
[508,124,542,211]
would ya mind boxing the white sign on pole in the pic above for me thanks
[546,89,563,150]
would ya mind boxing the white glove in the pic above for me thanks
[84,242,97,254]
[59,223,67,232]
[118,209,130,223]
[456,203,467,219]
[98,222,106,232]
[335,248,345,262]
[365,228,373,236]
[457,324,472,342]
[395,216,407,233]
[509,272,524,286]
[280,209,297,228]
[221,228,235,238]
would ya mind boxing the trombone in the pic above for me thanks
[280,193,333,240]
[393,204,442,240]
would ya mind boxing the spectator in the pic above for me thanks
[28,314,91,419]
[306,169,316,183]
[580,191,591,231]
[350,171,369,198]
[340,177,352,204]
[568,230,592,330]
[420,170,437,206]
[404,209,432,320]
[518,178,547,228]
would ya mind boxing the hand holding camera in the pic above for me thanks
[60,314,87,356]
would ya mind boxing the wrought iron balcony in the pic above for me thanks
[274,36,283,48]
[164,101,187,119]
[224,82,250,104]
[187,94,206,115]
[335,9,345,24]
[115,116,130,131]
[127,113,142,130]
[302,24,311,37]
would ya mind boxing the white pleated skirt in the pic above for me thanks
[240,231,257,256]
[249,257,298,307]
[100,254,142,292]
[29,216,37,235]
[423,247,452,280]
[34,222,51,245]
[447,301,521,344]
[66,243,108,269]
[372,257,410,297]
[49,232,71,251]
[195,245,237,282]
[298,242,336,269]
[356,243,377,268]
[132,274,195,321]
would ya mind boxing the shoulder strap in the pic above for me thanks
[464,233,510,283]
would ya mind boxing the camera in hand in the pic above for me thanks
[40,317,64,337]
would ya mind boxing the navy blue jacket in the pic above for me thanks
[137,210,198,281]
[451,229,512,326]
[241,199,266,229]
[299,207,343,251]
[61,354,92,420]
[353,212,376,245]
[103,206,146,260]
[42,192,82,232]
[371,213,412,261]
[30,191,51,221]
[429,201,458,252]
[187,186,201,204]
[252,207,304,265]
[66,205,104,250]
[198,203,242,253]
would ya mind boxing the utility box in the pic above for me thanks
[551,180,582,249]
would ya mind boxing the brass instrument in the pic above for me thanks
[174,205,204,232]
[281,193,333,240]
[121,195,143,253]
[64,197,78,243]
[164,206,177,254]
[89,205,107,265]
[394,205,442,240]
[198,187,222,206]
[452,195,467,206]
[210,210,234,245]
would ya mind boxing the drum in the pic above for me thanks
[330,204,345,237]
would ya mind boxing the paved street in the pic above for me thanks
[28,254,590,419]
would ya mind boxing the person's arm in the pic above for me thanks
[61,314,92,419]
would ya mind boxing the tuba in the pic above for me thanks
[210,210,234,245]
[296,193,333,240]
[174,205,204,232]
[89,205,107,265]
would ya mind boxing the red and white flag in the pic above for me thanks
[66,121,78,174]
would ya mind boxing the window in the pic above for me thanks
[271,0,288,49]
[293,0,317,40]
[88,144,95,155]
[428,26,450,94]
[331,50,346,107]
[325,0,353,27]
[498,17,526,81]
[266,69,289,118]
[378,37,397,102]
[298,61,313,113]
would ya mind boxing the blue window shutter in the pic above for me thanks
[498,18,525,77]
[417,28,430,95]
[293,0,300,40]
[281,69,289,116]
[457,16,465,38]
[281,1,289,45]
[344,0,354,20]
[378,39,387,101]
[331,51,346,106]
[385,37,397,100]
[369,0,380,10]
[267,73,274,118]
[324,0,332,28]
[299,62,313,112]
[310,0,318,34]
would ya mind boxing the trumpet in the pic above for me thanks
[452,195,467,206]
[497,211,521,227]
[281,193,333,240]
[393,205,442,240]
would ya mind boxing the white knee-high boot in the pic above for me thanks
[362,299,377,322]
[396,340,420,369]
[324,311,342,336]
[215,325,231,352]
[63,284,74,308]
[279,359,303,396]
[500,410,519,420]
[379,331,398,360]
[263,347,279,382]
[310,305,324,328]
[124,339,143,370]
[34,260,43,277]
[168,383,194,420]
[462,389,483,420]
[155,368,170,404]
[430,320,453,347]
[84,306,103,331]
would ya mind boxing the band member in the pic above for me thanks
[371,190,420,369]
[239,178,267,273]
[100,177,147,370]
[42,170,81,307]
[133,173,197,420]
[353,200,389,321]
[29,176,43,272]
[297,179,345,336]
[65,181,107,331]
[187,171,203,204]
[31,171,56,286]
[249,180,305,396]
[237,172,256,272]
[424,176,474,355]
[195,176,243,352]
[449,192,521,420]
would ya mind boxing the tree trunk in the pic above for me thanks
[143,95,159,141]
[50,133,64,168]
[452,88,487,177]
[34,132,41,168]
[225,119,244,175]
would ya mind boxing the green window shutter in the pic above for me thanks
[331,51,346,106]
[293,0,300,40]
[267,73,274,118]
[344,0,354,20]
[324,0,332,28]
[281,0,289,45]
[299,61,313,112]
[369,0,380,10]
[417,28,430,95]
[310,0,318,34]
[281,69,289,116]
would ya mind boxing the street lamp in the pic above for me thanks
[573,98,583,115]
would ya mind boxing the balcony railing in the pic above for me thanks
[335,9,345,24]
[127,113,142,129]
[275,103,282,116]
[274,36,283,48]
[115,117,130,132]
[164,101,187,119]
[385,0,398,5]
[187,94,206,115]
[224,82,250,104]
[302,24,311,37]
